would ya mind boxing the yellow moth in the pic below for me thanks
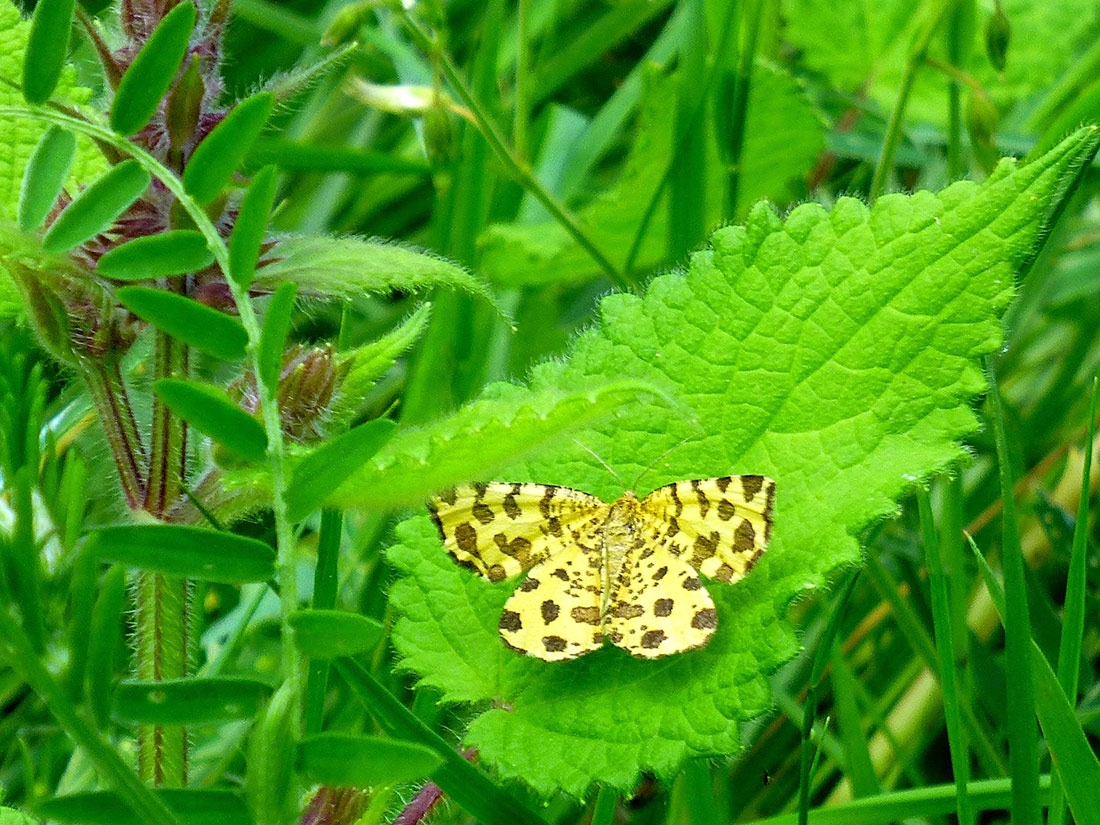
[427,475,775,661]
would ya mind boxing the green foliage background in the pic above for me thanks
[0,0,1099,823]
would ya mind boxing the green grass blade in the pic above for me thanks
[987,366,1042,825]
[918,487,973,825]
[829,638,879,798]
[749,775,1051,825]
[967,536,1100,825]
[1049,375,1099,825]
[333,658,549,825]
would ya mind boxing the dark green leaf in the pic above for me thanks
[286,419,396,520]
[183,92,274,204]
[297,733,443,787]
[229,165,278,288]
[153,379,267,462]
[246,684,296,825]
[258,282,296,390]
[289,610,385,659]
[97,230,215,279]
[113,677,272,725]
[22,0,76,104]
[42,160,150,254]
[110,2,196,136]
[87,524,274,584]
[116,286,247,361]
[18,126,76,230]
[36,789,247,825]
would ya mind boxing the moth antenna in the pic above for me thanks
[631,438,691,492]
[572,439,628,491]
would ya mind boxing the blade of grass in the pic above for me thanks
[0,607,181,825]
[304,508,341,735]
[1046,375,1098,825]
[828,637,879,799]
[799,571,858,825]
[987,364,1042,825]
[333,658,549,825]
[750,775,1052,825]
[967,536,1100,825]
[918,487,972,825]
[591,787,618,825]
[667,0,707,262]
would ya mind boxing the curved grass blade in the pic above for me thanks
[98,230,214,280]
[1049,376,1100,825]
[18,126,76,230]
[113,677,272,725]
[110,2,197,136]
[297,734,443,787]
[333,658,549,825]
[22,0,76,104]
[183,92,274,204]
[987,366,1042,825]
[116,286,247,362]
[153,379,267,462]
[87,524,274,584]
[918,488,972,825]
[228,165,278,288]
[968,535,1100,825]
[42,160,150,254]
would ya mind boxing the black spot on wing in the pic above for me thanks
[741,475,764,501]
[541,601,560,623]
[641,630,666,649]
[499,610,522,631]
[542,635,567,652]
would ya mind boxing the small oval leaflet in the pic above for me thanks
[288,609,385,659]
[110,2,197,136]
[285,419,397,520]
[22,0,76,105]
[153,379,268,463]
[86,524,274,584]
[42,160,150,254]
[113,677,272,725]
[259,281,297,390]
[297,733,444,788]
[35,789,248,825]
[116,286,247,362]
[228,165,278,288]
[18,126,76,230]
[183,92,274,204]
[98,230,215,280]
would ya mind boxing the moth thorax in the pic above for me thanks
[604,492,642,545]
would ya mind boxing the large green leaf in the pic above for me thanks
[384,130,1100,797]
[477,61,826,288]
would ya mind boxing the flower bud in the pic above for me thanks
[277,345,337,441]
[321,2,371,47]
[966,90,1000,174]
[300,787,367,825]
[984,1,1010,73]
[166,54,205,150]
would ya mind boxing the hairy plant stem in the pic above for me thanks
[0,105,302,754]
[134,325,191,786]
[80,359,146,508]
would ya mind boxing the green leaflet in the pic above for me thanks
[254,235,497,307]
[0,2,106,318]
[477,61,825,288]
[385,129,1100,797]
[782,0,1100,124]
